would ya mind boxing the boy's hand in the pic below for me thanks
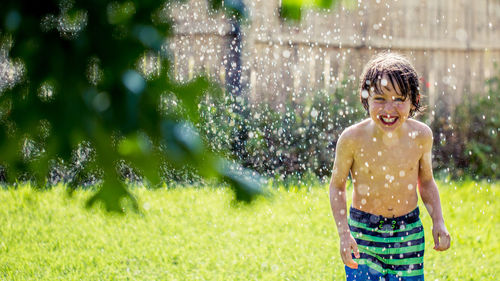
[432,222,451,251]
[339,233,360,269]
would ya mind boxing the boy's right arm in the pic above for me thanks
[329,131,360,269]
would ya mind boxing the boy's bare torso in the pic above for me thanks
[347,118,428,217]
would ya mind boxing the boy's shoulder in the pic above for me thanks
[338,119,371,142]
[405,119,433,141]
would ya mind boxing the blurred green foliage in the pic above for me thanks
[280,0,336,21]
[0,0,267,212]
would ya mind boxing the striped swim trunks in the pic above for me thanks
[345,206,425,281]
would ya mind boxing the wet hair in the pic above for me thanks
[359,52,422,117]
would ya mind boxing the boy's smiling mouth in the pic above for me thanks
[378,114,399,126]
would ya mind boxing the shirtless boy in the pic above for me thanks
[329,52,450,280]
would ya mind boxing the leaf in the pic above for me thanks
[171,77,212,123]
[216,159,266,203]
[86,176,138,213]
[280,0,339,20]
[280,0,303,21]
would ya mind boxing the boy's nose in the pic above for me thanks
[384,101,396,111]
[383,102,395,111]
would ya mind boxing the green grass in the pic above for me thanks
[0,181,498,280]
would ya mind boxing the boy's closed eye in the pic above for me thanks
[374,96,405,101]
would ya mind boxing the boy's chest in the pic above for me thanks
[352,141,422,174]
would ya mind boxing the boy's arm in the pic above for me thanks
[418,128,451,251]
[329,130,360,269]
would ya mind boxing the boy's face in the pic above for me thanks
[367,74,413,133]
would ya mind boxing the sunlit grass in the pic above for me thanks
[0,181,497,280]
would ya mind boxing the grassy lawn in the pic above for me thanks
[0,181,498,280]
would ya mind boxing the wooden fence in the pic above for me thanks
[167,0,500,117]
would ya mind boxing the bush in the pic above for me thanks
[198,82,365,182]
[431,67,500,180]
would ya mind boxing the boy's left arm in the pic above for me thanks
[418,129,451,251]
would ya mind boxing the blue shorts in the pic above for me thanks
[345,206,425,281]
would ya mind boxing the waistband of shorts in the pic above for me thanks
[349,206,420,225]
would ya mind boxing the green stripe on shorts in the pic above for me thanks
[358,252,424,266]
[356,259,424,277]
[358,243,425,255]
[352,230,424,243]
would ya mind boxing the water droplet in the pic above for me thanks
[93,92,110,112]
[358,184,370,195]
[0,57,25,93]
[399,170,405,177]
[5,10,21,31]
[54,8,89,39]
[107,1,136,25]
[86,57,103,86]
[381,78,388,86]
[122,70,145,94]
[137,52,161,80]
[455,28,468,42]
[38,81,55,102]
[310,108,318,118]
[361,90,369,99]
[408,184,414,190]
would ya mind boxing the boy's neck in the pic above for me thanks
[370,120,407,144]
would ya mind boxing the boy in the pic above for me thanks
[329,52,450,281]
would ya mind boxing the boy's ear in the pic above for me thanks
[411,94,420,110]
